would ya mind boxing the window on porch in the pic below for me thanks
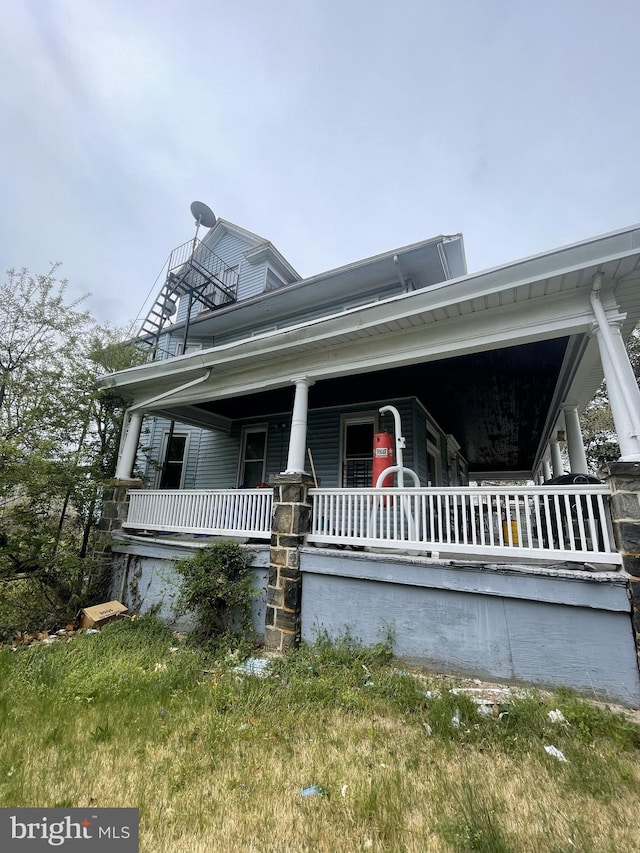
[158,432,189,489]
[426,423,442,486]
[341,415,375,487]
[238,426,268,487]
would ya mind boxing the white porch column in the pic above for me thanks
[592,321,640,462]
[284,377,314,474]
[115,411,144,479]
[591,276,640,461]
[542,458,552,482]
[549,438,564,477]
[562,405,588,474]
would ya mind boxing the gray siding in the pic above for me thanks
[142,398,464,492]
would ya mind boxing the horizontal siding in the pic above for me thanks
[192,429,240,488]
[140,396,463,491]
[209,232,265,302]
[237,261,267,301]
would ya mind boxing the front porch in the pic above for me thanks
[107,469,640,706]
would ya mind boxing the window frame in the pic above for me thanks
[426,422,442,486]
[339,412,379,488]
[237,424,268,487]
[157,430,190,490]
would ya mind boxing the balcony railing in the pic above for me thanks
[123,489,273,539]
[121,485,620,565]
[308,485,620,564]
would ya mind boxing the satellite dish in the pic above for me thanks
[190,201,217,229]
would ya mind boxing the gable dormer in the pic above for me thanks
[201,219,300,302]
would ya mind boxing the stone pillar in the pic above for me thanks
[606,462,640,676]
[264,472,314,651]
[97,479,143,537]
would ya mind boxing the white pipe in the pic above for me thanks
[375,465,420,488]
[128,368,212,412]
[393,255,409,291]
[379,405,406,487]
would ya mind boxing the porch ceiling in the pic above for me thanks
[184,336,571,475]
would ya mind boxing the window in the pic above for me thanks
[158,432,188,489]
[238,426,267,487]
[426,423,441,486]
[341,415,376,487]
[174,340,203,356]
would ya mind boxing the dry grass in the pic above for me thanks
[1,618,639,852]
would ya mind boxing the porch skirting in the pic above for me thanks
[299,548,640,707]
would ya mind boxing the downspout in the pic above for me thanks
[128,368,212,413]
[116,369,212,472]
[437,241,451,280]
[590,274,640,439]
[393,256,411,292]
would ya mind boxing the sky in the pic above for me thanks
[1,0,639,330]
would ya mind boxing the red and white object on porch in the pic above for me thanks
[373,432,394,489]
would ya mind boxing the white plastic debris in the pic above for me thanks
[544,745,567,762]
[234,658,270,678]
[451,708,461,728]
[547,709,566,724]
[341,784,348,798]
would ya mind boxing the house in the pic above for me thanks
[100,209,640,705]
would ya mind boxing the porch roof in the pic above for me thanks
[103,223,640,476]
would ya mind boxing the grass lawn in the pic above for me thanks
[0,616,639,852]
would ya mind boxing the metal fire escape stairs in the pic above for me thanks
[137,236,239,352]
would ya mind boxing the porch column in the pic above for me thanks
[562,405,588,475]
[542,459,553,482]
[265,472,314,651]
[549,438,564,478]
[606,462,640,679]
[284,377,314,474]
[115,411,144,480]
[592,319,640,462]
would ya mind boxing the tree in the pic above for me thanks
[0,266,144,628]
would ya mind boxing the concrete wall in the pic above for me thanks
[109,539,269,638]
[300,548,640,707]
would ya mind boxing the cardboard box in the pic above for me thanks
[78,600,128,630]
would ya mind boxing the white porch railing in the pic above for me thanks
[308,485,621,565]
[123,489,273,539]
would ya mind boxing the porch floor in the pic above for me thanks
[113,530,621,575]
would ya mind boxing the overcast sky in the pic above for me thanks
[1,0,639,330]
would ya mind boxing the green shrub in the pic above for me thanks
[174,542,256,646]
